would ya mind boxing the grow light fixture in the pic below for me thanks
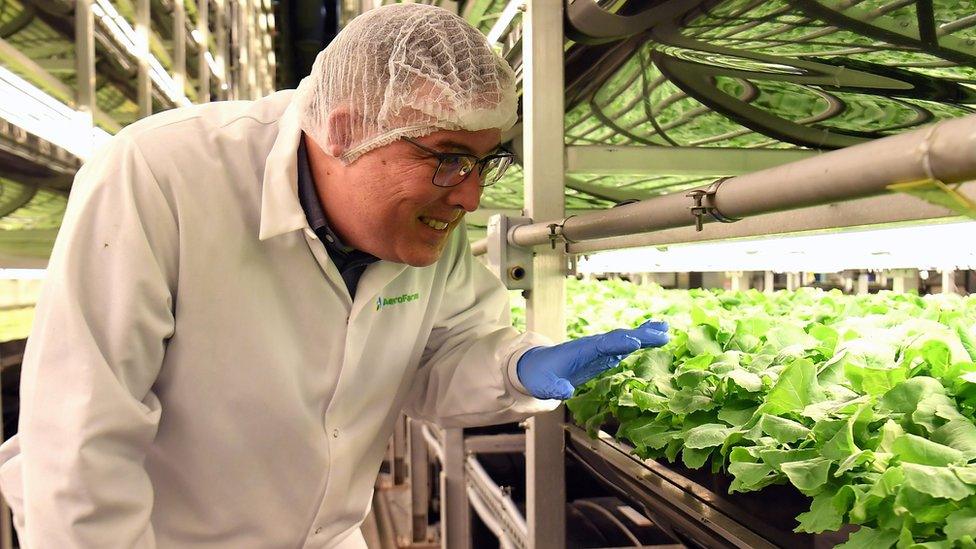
[0,65,110,159]
[91,0,190,105]
[578,222,976,274]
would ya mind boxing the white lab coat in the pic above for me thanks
[0,90,559,548]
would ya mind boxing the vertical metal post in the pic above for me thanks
[393,415,407,485]
[857,273,870,295]
[76,0,96,117]
[228,0,239,99]
[0,365,8,549]
[523,1,566,548]
[408,419,430,543]
[198,0,211,102]
[729,271,742,292]
[892,271,905,293]
[174,0,187,99]
[137,0,152,117]
[942,269,956,294]
[216,0,228,99]
[75,0,96,156]
[440,428,470,549]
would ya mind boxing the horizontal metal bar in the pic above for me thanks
[511,114,976,248]
[465,455,528,548]
[470,238,487,256]
[568,182,975,253]
[565,145,821,176]
[464,434,525,454]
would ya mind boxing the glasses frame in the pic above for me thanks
[403,137,515,188]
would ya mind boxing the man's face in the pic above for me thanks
[307,128,502,267]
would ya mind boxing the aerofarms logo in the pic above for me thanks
[376,292,420,311]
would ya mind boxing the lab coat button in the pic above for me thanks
[314,527,323,534]
[332,429,340,438]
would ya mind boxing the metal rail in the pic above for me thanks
[566,424,778,549]
[471,114,976,255]
[465,455,529,548]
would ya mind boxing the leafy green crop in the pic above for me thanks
[554,279,976,548]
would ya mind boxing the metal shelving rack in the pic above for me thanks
[372,1,976,548]
[0,0,277,268]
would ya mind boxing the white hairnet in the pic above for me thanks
[296,3,518,164]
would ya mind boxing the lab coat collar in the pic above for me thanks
[259,95,307,241]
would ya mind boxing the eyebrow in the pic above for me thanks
[429,138,501,157]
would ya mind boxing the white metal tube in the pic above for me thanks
[198,0,211,102]
[137,0,152,117]
[942,269,956,294]
[174,0,187,98]
[408,420,430,543]
[510,114,976,248]
[523,1,566,548]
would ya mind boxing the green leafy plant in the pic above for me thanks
[558,279,976,548]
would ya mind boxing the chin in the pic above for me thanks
[403,253,442,268]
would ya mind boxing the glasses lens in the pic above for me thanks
[433,156,471,187]
[480,156,513,186]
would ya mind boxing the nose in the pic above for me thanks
[444,173,483,213]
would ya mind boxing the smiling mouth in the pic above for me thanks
[419,216,450,231]
[418,212,463,232]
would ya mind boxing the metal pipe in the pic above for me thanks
[408,419,430,543]
[137,0,152,117]
[470,238,487,256]
[197,0,211,102]
[419,424,444,464]
[509,114,976,248]
[174,0,187,98]
[442,428,471,549]
[566,182,976,253]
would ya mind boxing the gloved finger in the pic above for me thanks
[593,331,644,357]
[627,322,670,348]
[545,378,576,400]
[639,320,669,333]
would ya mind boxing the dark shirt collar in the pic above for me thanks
[297,135,358,254]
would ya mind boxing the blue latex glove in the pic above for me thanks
[516,320,669,400]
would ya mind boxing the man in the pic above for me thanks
[0,4,667,548]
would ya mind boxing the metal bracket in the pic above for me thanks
[486,214,534,290]
[546,215,577,251]
[687,177,741,231]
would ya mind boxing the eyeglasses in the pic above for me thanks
[403,138,515,188]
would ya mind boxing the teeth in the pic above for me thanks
[420,216,449,230]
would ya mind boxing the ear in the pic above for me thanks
[326,108,353,158]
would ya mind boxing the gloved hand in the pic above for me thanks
[516,320,669,400]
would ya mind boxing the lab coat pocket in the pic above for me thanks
[0,435,26,535]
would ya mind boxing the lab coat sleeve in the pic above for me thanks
[15,135,178,548]
[404,227,560,427]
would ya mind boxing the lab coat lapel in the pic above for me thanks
[258,93,306,241]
